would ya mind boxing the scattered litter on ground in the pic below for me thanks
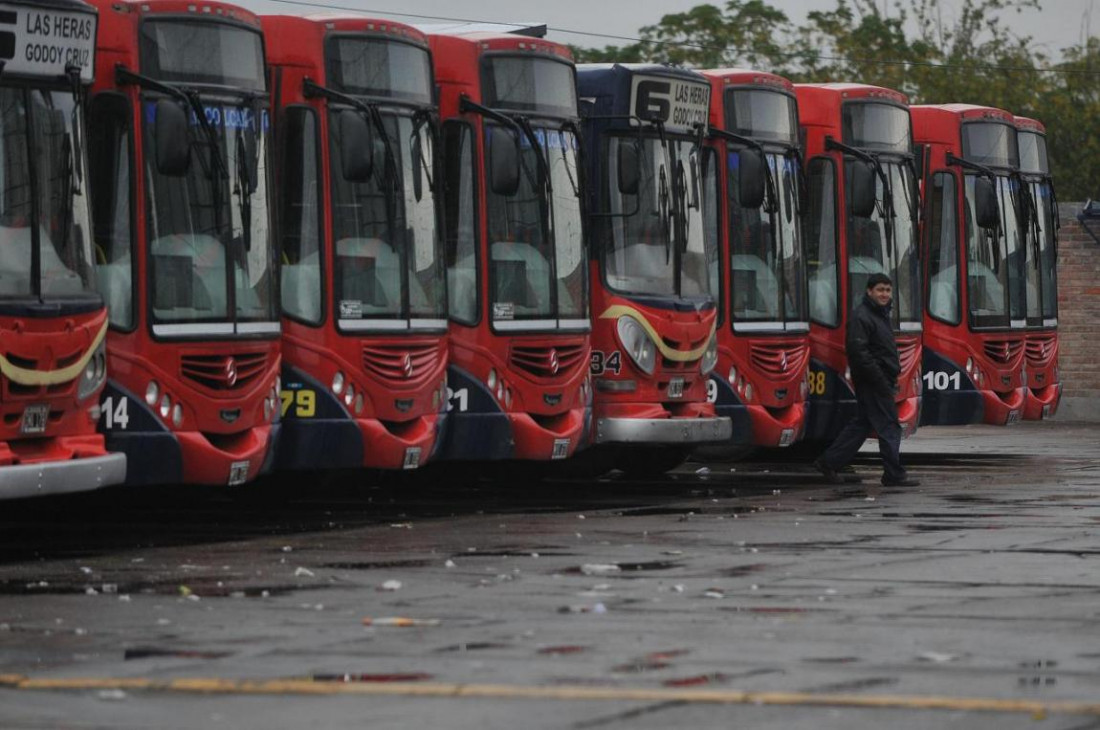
[361,617,440,627]
[294,567,315,578]
[379,580,403,591]
[580,564,620,576]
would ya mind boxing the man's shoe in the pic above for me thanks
[813,458,845,485]
[882,476,920,487]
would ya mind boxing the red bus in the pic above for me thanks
[0,0,126,498]
[428,32,588,462]
[1014,116,1061,420]
[912,104,1026,426]
[795,84,923,445]
[262,16,447,471]
[700,68,809,450]
[88,0,281,485]
[575,63,730,474]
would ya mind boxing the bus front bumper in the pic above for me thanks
[0,452,126,500]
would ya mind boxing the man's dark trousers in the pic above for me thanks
[820,382,905,482]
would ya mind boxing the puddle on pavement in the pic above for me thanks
[720,563,769,577]
[311,673,433,683]
[124,647,232,660]
[321,559,433,570]
[615,506,754,517]
[538,645,588,655]
[807,677,899,693]
[562,561,682,575]
[434,642,511,653]
[0,579,338,598]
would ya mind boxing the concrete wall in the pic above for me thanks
[1053,202,1100,422]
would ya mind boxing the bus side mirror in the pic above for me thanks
[154,99,190,177]
[849,159,876,218]
[737,147,766,209]
[975,176,1000,229]
[489,126,520,197]
[339,110,374,182]
[617,139,640,195]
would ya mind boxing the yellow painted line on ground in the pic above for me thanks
[0,674,1095,717]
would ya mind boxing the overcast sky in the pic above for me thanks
[244,0,1097,57]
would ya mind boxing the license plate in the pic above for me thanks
[1006,410,1021,425]
[20,404,49,435]
[1042,405,1051,419]
[551,438,571,460]
[778,429,795,447]
[227,460,251,486]
[667,378,685,399]
[402,447,422,470]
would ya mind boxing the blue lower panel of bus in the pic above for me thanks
[99,380,184,486]
[802,359,857,443]
[710,376,754,446]
[435,366,512,461]
[918,349,983,426]
[275,365,363,471]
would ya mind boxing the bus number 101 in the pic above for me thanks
[923,370,962,391]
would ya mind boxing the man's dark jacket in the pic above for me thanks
[846,293,900,396]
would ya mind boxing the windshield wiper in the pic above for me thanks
[411,108,437,193]
[708,126,778,214]
[116,66,228,183]
[826,136,896,262]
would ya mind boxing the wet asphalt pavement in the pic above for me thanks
[1,422,1100,729]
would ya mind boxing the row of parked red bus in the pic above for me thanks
[0,0,1060,499]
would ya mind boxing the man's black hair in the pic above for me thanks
[866,273,893,289]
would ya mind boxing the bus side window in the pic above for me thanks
[87,93,134,330]
[443,121,477,325]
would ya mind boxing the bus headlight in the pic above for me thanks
[332,371,345,396]
[700,334,718,375]
[145,381,159,406]
[616,315,656,375]
[77,343,107,401]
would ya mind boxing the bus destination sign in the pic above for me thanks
[629,74,710,133]
[0,3,96,82]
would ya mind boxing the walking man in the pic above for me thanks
[815,273,919,487]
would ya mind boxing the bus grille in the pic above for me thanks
[510,343,586,378]
[181,352,268,390]
[983,338,1024,365]
[1025,334,1057,366]
[362,342,441,385]
[749,342,810,377]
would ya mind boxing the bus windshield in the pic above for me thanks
[143,98,276,327]
[0,87,96,300]
[330,111,446,327]
[964,174,1025,329]
[845,158,920,330]
[727,149,805,327]
[604,135,715,299]
[486,123,586,328]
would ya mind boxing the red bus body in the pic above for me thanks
[428,33,589,461]
[262,16,447,471]
[0,0,126,498]
[89,0,281,485]
[701,69,810,449]
[912,104,1026,426]
[575,63,730,469]
[795,84,923,442]
[1014,116,1061,420]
